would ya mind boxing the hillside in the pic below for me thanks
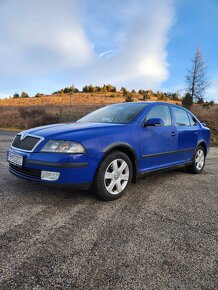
[0,91,181,107]
[0,91,180,127]
[0,92,217,145]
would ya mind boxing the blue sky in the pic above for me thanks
[0,0,217,101]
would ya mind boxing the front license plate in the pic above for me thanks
[8,152,23,167]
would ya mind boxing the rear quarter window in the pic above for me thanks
[188,113,198,126]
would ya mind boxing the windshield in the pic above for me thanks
[77,103,148,124]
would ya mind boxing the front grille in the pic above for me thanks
[12,135,41,151]
[9,164,41,179]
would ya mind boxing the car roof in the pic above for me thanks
[119,101,194,114]
[134,101,176,105]
[118,101,181,107]
[110,101,194,113]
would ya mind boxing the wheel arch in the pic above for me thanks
[102,142,138,183]
[197,141,208,155]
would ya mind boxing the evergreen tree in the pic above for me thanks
[182,93,193,109]
[20,91,29,98]
[13,92,19,98]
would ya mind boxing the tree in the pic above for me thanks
[186,48,209,103]
[60,90,65,97]
[82,85,89,92]
[82,84,97,93]
[13,92,19,98]
[121,87,127,94]
[182,93,193,109]
[20,91,29,98]
[69,85,79,93]
[102,85,108,93]
[106,84,116,92]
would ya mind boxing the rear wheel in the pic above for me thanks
[185,145,205,174]
[94,151,133,201]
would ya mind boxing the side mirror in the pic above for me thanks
[144,118,164,127]
[201,122,207,127]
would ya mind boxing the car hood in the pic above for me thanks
[20,122,125,138]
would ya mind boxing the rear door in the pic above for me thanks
[170,106,199,162]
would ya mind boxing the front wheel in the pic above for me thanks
[185,145,206,174]
[94,151,133,201]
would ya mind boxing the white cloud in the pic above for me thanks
[76,0,175,89]
[0,0,175,93]
[99,50,115,58]
[0,0,95,76]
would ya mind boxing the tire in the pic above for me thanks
[94,151,133,201]
[185,145,206,174]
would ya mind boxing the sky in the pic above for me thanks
[0,0,217,101]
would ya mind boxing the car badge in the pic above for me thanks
[20,133,27,141]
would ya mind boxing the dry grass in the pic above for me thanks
[191,104,218,145]
[0,104,103,129]
[0,92,217,145]
[0,91,180,128]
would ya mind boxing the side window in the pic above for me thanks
[172,107,190,126]
[146,105,171,126]
[188,113,198,126]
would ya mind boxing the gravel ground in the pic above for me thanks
[0,131,217,290]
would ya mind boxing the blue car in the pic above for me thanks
[7,102,210,200]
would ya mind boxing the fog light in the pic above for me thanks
[41,171,60,181]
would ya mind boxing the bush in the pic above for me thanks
[197,97,204,104]
[63,85,79,93]
[138,90,151,100]
[203,100,215,109]
[35,93,43,98]
[53,85,79,94]
[20,91,29,98]
[157,91,168,101]
[125,92,134,102]
[94,86,101,92]
[168,92,180,101]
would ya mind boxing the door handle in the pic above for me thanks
[171,131,177,136]
[194,131,199,135]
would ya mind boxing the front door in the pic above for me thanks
[139,104,178,172]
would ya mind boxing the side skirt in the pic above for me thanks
[136,161,192,178]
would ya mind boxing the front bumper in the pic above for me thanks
[7,148,103,185]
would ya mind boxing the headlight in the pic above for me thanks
[40,140,86,153]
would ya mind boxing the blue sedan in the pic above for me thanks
[7,102,210,200]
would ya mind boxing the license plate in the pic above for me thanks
[8,152,23,167]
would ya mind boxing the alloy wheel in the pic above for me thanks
[195,149,205,170]
[104,159,130,195]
